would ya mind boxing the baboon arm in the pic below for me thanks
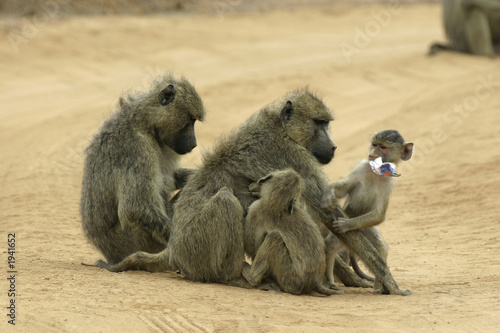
[117,173,171,242]
[338,210,386,232]
[330,176,357,199]
[174,168,196,189]
[322,178,355,211]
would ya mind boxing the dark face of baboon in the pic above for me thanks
[153,82,204,155]
[280,96,337,165]
[369,130,413,164]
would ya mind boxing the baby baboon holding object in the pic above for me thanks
[322,130,413,293]
[244,169,343,296]
[81,73,205,265]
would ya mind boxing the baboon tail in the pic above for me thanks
[350,254,375,282]
[96,249,171,273]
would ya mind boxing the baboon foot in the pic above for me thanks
[257,280,282,292]
[228,276,253,289]
[318,285,344,296]
[95,259,115,272]
[377,279,412,296]
[327,282,344,294]
[374,287,412,296]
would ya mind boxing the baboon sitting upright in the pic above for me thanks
[81,73,205,264]
[322,130,414,293]
[429,0,500,57]
[97,89,410,295]
[244,169,343,296]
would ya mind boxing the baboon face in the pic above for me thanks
[155,83,204,155]
[369,130,414,163]
[306,119,336,164]
[280,94,337,165]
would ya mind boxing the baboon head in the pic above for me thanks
[257,169,304,214]
[123,74,206,155]
[154,79,205,155]
[370,130,414,164]
[279,90,336,164]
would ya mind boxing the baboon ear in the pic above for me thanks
[280,101,294,123]
[257,174,273,184]
[158,84,176,106]
[288,198,297,214]
[401,142,414,161]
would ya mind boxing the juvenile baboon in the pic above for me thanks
[429,0,500,57]
[322,130,414,293]
[81,73,205,265]
[98,89,411,295]
[243,169,343,295]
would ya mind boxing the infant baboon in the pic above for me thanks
[81,73,205,265]
[244,169,342,295]
[429,0,500,57]
[322,130,414,293]
[98,90,411,295]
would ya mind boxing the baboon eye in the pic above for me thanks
[313,119,328,126]
[380,145,387,150]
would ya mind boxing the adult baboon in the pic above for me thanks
[322,130,414,293]
[97,89,410,295]
[429,0,500,57]
[244,169,343,295]
[81,73,205,264]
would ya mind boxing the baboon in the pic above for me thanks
[81,73,205,265]
[243,169,343,295]
[322,130,414,293]
[98,89,411,295]
[429,0,500,57]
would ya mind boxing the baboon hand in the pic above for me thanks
[330,218,352,234]
[249,181,261,198]
[321,188,339,212]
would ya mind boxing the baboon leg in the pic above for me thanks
[327,224,411,295]
[465,8,496,56]
[95,250,170,273]
[361,227,389,292]
[325,248,336,286]
[242,262,281,291]
[244,232,278,287]
[93,227,166,265]
[333,255,373,288]
[171,188,245,284]
[324,233,345,290]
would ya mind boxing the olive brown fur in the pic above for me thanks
[97,89,411,295]
[81,73,205,265]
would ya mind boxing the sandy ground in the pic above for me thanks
[1,2,499,332]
